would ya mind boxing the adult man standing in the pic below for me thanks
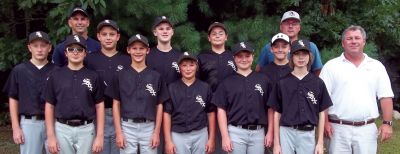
[52,7,101,66]
[320,25,394,154]
[255,11,323,75]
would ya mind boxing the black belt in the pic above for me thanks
[286,124,314,131]
[329,118,374,126]
[122,117,152,123]
[22,115,44,120]
[232,124,264,130]
[57,119,93,127]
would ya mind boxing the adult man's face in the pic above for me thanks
[342,29,366,55]
[280,19,301,39]
[68,13,90,35]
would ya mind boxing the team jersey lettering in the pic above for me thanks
[145,84,156,96]
[82,78,93,91]
[254,84,264,96]
[307,91,317,104]
[195,95,205,107]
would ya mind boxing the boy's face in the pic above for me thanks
[97,26,120,51]
[291,50,310,68]
[271,40,290,61]
[28,40,52,61]
[208,27,227,46]
[68,13,90,35]
[153,22,173,43]
[179,60,197,80]
[234,51,253,71]
[127,41,149,63]
[65,44,87,64]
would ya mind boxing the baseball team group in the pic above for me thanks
[2,6,394,154]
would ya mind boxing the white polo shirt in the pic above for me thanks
[320,53,393,121]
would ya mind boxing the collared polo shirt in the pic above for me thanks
[320,53,394,121]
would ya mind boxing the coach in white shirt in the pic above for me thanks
[320,25,394,154]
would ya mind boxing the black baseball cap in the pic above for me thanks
[28,31,51,44]
[231,41,255,55]
[128,34,149,47]
[152,16,173,30]
[64,34,87,50]
[97,19,119,32]
[208,22,227,34]
[68,7,88,18]
[178,52,198,64]
[290,39,311,54]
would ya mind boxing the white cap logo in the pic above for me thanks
[162,16,166,19]
[74,35,80,42]
[298,40,305,47]
[105,20,110,23]
[240,42,246,48]
[36,32,42,37]
[289,11,295,16]
[136,34,141,40]
[183,52,189,56]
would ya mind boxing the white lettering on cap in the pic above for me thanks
[36,32,42,37]
[74,35,80,42]
[298,40,305,47]
[183,52,189,56]
[105,20,110,23]
[240,42,246,48]
[162,16,166,19]
[289,11,295,16]
[136,34,141,40]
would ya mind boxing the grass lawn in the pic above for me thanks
[0,119,399,154]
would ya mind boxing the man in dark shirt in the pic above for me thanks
[212,41,273,154]
[86,19,130,154]
[106,34,169,154]
[163,52,216,154]
[3,31,58,154]
[146,16,182,85]
[52,7,101,66]
[45,34,105,154]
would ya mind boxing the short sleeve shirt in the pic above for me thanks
[268,73,332,126]
[85,52,131,108]
[44,66,104,120]
[146,47,182,85]
[212,72,271,125]
[260,63,292,86]
[164,79,215,133]
[320,53,394,121]
[105,67,169,120]
[2,61,58,115]
[197,50,237,92]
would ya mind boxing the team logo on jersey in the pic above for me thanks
[307,91,317,104]
[254,84,264,96]
[116,65,124,71]
[82,78,93,91]
[172,62,180,73]
[36,32,42,37]
[240,42,246,48]
[195,95,205,107]
[74,35,80,42]
[227,60,236,71]
[298,40,305,47]
[145,84,156,96]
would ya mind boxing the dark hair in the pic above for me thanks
[289,50,313,71]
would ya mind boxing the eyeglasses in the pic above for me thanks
[66,47,85,53]
[282,22,300,27]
